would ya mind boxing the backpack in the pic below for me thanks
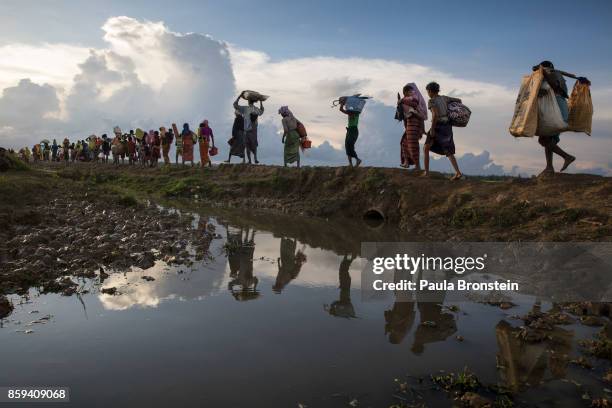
[394,103,405,122]
[296,121,307,138]
[448,101,472,127]
[394,92,405,122]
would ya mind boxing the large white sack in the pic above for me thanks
[536,81,567,137]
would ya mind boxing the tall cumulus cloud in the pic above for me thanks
[0,16,609,176]
[0,16,236,146]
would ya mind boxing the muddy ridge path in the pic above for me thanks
[0,157,610,306]
[33,160,612,241]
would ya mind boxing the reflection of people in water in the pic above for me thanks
[384,266,457,350]
[226,226,260,301]
[411,266,457,354]
[273,237,306,293]
[384,301,416,344]
[194,215,214,261]
[384,267,417,344]
[325,254,356,318]
[411,302,457,354]
[495,303,573,392]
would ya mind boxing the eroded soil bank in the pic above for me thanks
[53,161,611,241]
[2,161,611,297]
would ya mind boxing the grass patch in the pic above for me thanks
[271,172,295,191]
[116,193,138,207]
[561,207,592,223]
[0,172,57,207]
[362,168,386,190]
[161,176,200,197]
[451,206,487,228]
[493,201,529,227]
[431,367,480,393]
[580,329,612,360]
[1,153,30,171]
[88,173,119,185]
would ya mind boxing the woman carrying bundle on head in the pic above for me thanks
[339,98,362,167]
[233,91,264,164]
[278,106,301,168]
[225,111,246,164]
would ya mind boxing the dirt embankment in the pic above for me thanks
[1,158,610,301]
[53,162,611,242]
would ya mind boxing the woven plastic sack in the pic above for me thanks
[568,82,593,135]
[509,69,544,137]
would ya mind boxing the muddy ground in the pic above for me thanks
[49,160,612,241]
[1,154,612,406]
[0,162,216,299]
[1,157,610,299]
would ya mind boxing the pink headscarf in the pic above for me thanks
[406,83,428,120]
[199,120,213,137]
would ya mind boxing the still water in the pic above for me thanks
[0,208,604,407]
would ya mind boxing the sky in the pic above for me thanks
[0,0,611,175]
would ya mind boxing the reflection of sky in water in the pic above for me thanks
[98,224,365,311]
[0,213,604,408]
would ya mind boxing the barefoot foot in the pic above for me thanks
[560,156,575,172]
[538,168,555,177]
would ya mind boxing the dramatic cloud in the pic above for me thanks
[0,43,89,91]
[0,79,61,145]
[0,16,236,147]
[0,16,609,175]
[230,47,611,175]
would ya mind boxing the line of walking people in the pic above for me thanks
[17,60,591,177]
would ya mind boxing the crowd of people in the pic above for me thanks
[17,121,217,168]
[14,62,590,178]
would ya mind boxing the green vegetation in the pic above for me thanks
[493,201,530,227]
[451,206,487,228]
[116,193,138,207]
[431,367,480,392]
[561,207,591,223]
[494,395,515,408]
[580,329,612,360]
[362,168,386,190]
[1,163,608,242]
[1,153,30,171]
